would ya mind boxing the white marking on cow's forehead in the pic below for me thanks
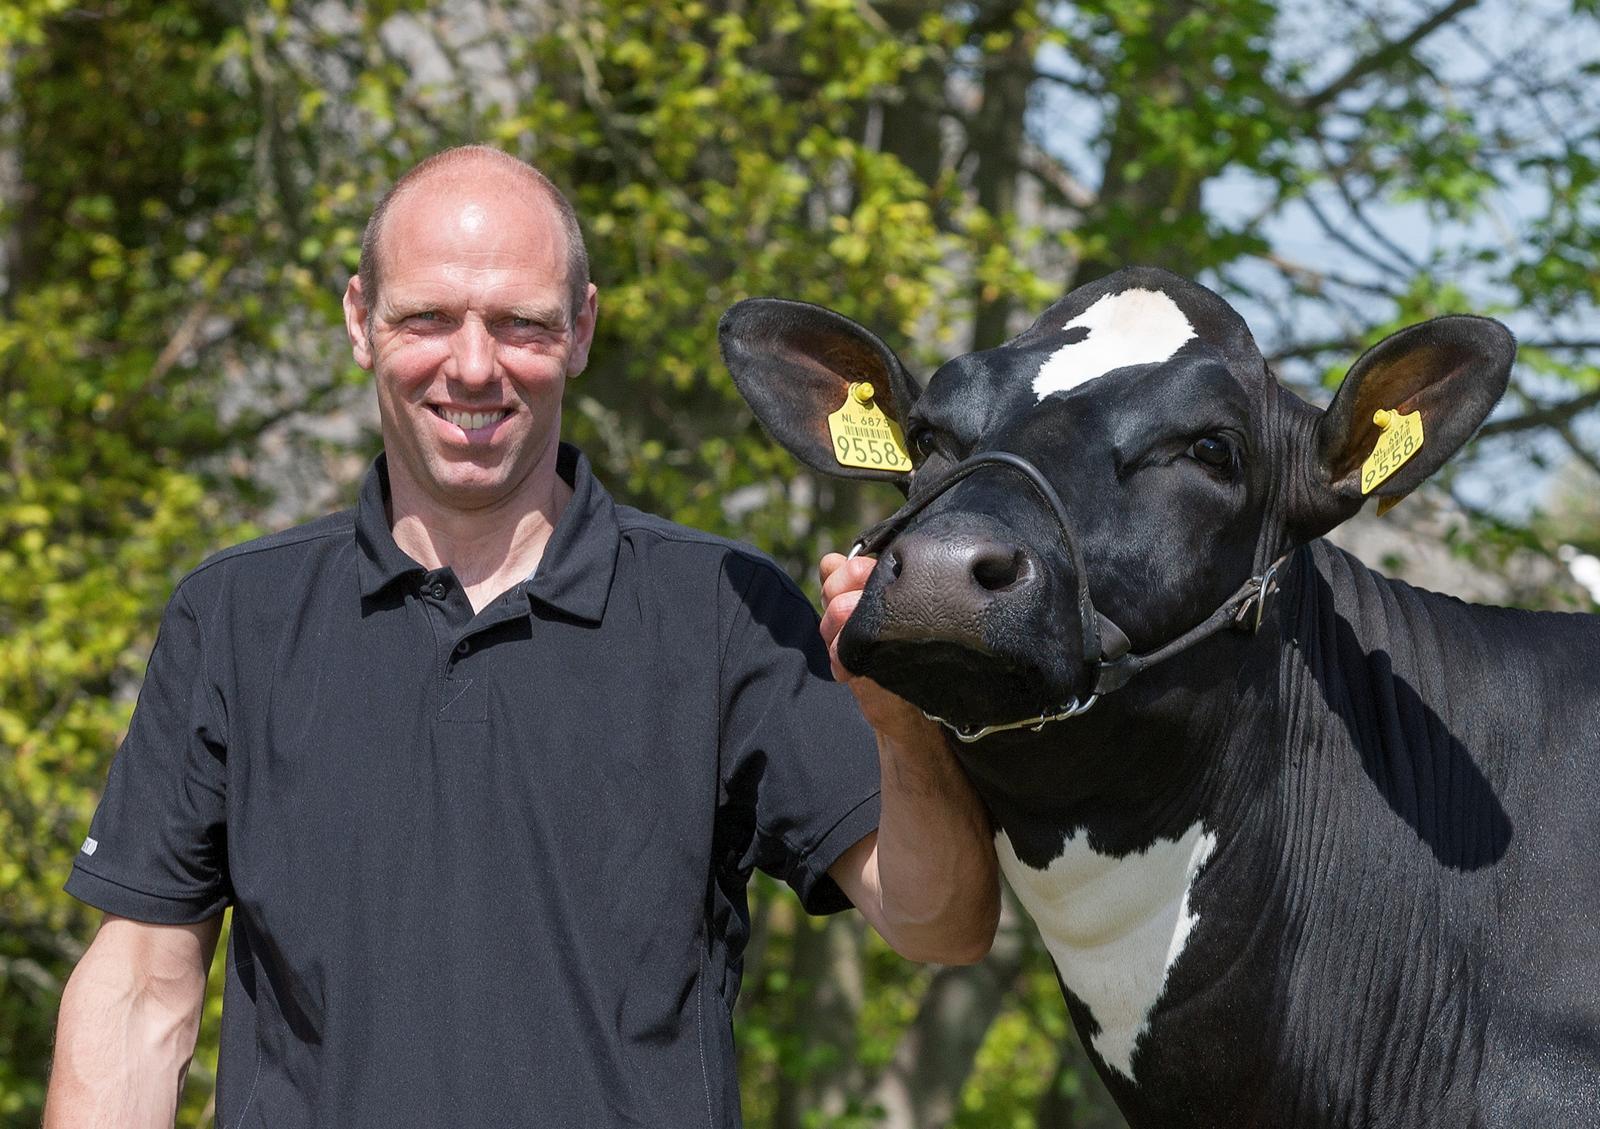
[1032,288,1197,401]
[997,821,1217,1081]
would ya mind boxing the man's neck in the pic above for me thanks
[387,455,574,614]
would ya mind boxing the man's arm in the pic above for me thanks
[820,552,1000,965]
[45,913,222,1129]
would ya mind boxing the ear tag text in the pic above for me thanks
[1361,407,1425,496]
[827,382,911,472]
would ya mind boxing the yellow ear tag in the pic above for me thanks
[1361,408,1425,496]
[827,382,912,472]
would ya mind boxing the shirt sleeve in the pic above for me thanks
[64,581,231,923]
[717,551,882,915]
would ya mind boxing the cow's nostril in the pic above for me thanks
[971,545,1030,592]
[882,547,905,581]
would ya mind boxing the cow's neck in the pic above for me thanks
[959,625,1281,1117]
[1136,539,1556,1126]
[1240,538,1522,1122]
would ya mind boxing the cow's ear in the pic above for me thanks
[719,298,921,483]
[1290,315,1514,539]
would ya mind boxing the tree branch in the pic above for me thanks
[1267,337,1363,364]
[151,300,215,382]
[1019,144,1095,209]
[1478,387,1600,439]
[1318,140,1425,275]
[1300,0,1479,114]
[1298,189,1413,283]
[1258,250,1399,298]
[559,10,712,228]
[1031,65,1098,94]
[1523,339,1600,353]
[1554,421,1600,482]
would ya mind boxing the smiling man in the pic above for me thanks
[43,146,998,1127]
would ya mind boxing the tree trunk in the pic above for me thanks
[870,892,1037,1128]
[0,44,19,312]
[874,1,948,188]
[967,1,1036,350]
[1071,2,1204,285]
[771,914,868,1129]
[1033,1035,1129,1128]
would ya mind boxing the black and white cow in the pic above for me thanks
[720,267,1600,1128]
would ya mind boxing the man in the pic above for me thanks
[45,146,998,1126]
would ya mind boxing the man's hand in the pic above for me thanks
[817,550,869,679]
[821,551,1000,965]
[819,551,935,741]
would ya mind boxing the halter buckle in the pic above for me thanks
[1232,558,1283,633]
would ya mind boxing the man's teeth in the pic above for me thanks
[440,409,505,430]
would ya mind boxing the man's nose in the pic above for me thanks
[450,320,497,387]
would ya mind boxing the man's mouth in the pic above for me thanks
[429,405,512,433]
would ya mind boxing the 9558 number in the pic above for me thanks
[837,434,908,469]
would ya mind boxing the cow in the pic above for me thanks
[718,266,1600,1128]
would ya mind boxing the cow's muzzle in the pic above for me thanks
[869,525,1039,652]
[848,450,1287,742]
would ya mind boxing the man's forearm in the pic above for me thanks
[45,965,200,1127]
[818,552,1000,964]
[869,712,1000,964]
[45,916,216,1129]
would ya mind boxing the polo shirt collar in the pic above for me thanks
[354,445,619,623]
[523,443,618,624]
[355,453,425,599]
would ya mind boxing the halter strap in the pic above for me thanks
[850,450,1288,741]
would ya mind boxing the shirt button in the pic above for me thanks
[455,640,471,656]
[429,582,447,600]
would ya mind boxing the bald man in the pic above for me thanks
[45,147,998,1127]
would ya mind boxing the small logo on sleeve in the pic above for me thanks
[81,837,98,856]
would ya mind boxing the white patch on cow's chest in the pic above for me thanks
[1032,288,1196,400]
[997,821,1217,1081]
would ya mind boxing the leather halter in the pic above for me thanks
[848,450,1287,742]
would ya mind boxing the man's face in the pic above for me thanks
[342,170,597,514]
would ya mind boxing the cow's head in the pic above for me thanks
[720,267,1513,744]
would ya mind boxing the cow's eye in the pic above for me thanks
[1190,436,1235,470]
[908,425,939,461]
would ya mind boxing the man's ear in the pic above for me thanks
[565,283,599,378]
[343,276,375,371]
[1290,315,1514,540]
[718,298,921,483]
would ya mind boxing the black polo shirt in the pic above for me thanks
[66,444,882,1128]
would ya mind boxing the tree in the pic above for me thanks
[3,0,1595,1124]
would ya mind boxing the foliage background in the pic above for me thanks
[2,0,1596,1124]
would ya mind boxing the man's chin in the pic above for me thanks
[422,465,520,507]
[415,438,542,495]
[387,449,531,517]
